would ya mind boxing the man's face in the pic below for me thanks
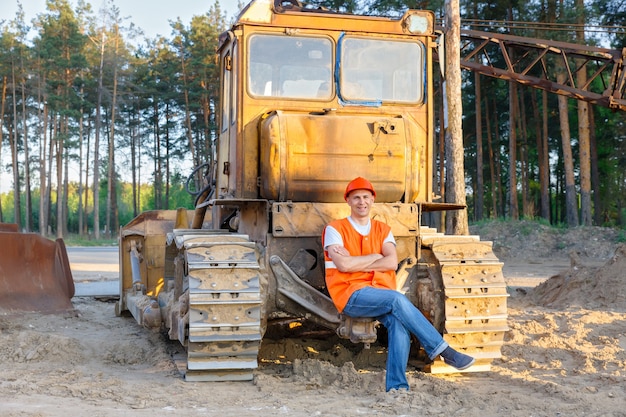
[346,189,375,218]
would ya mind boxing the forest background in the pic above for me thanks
[0,0,624,240]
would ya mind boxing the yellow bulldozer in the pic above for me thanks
[116,0,508,381]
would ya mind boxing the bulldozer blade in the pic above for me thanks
[0,224,75,313]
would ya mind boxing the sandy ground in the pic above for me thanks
[1,222,625,417]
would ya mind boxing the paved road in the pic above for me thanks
[67,246,118,266]
[67,246,119,297]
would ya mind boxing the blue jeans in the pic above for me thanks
[342,286,448,391]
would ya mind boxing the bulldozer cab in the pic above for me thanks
[214,2,436,208]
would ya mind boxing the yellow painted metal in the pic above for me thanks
[119,210,198,301]
[270,202,419,238]
[238,1,434,36]
[419,235,509,373]
[216,2,435,205]
[258,111,415,202]
[180,232,263,381]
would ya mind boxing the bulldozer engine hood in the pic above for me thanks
[258,109,423,203]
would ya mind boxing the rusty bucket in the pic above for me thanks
[0,223,75,313]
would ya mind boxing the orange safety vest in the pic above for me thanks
[323,218,396,312]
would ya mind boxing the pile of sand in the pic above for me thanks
[530,244,626,310]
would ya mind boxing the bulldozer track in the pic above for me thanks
[168,230,263,381]
[419,230,509,373]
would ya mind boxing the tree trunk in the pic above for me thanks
[20,75,31,231]
[55,116,64,239]
[575,0,592,225]
[129,109,138,217]
[63,115,70,236]
[47,118,55,235]
[84,118,92,235]
[107,28,120,238]
[492,96,504,217]
[93,31,105,239]
[153,100,162,209]
[557,72,579,227]
[474,72,484,221]
[38,74,49,237]
[543,0,558,224]
[508,80,519,220]
[519,89,532,218]
[78,96,84,236]
[589,110,601,225]
[10,62,21,229]
[165,103,171,210]
[136,107,141,215]
[43,105,51,236]
[444,0,468,235]
[531,90,542,216]
[0,76,7,223]
[485,96,497,218]
[539,90,550,221]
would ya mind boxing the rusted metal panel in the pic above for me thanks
[259,111,412,203]
[271,202,420,238]
[0,226,74,313]
[271,202,348,237]
[0,223,18,232]
[119,209,199,297]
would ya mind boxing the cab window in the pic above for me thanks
[339,37,424,103]
[248,34,333,99]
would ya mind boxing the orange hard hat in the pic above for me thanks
[344,177,376,200]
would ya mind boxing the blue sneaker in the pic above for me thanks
[441,347,475,370]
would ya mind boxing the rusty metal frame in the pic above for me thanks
[457,29,626,111]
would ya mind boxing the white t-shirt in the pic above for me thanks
[324,216,396,249]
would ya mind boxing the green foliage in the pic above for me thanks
[63,234,117,246]
[460,0,626,227]
[0,0,230,238]
[0,179,194,233]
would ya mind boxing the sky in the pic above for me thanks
[1,0,242,39]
